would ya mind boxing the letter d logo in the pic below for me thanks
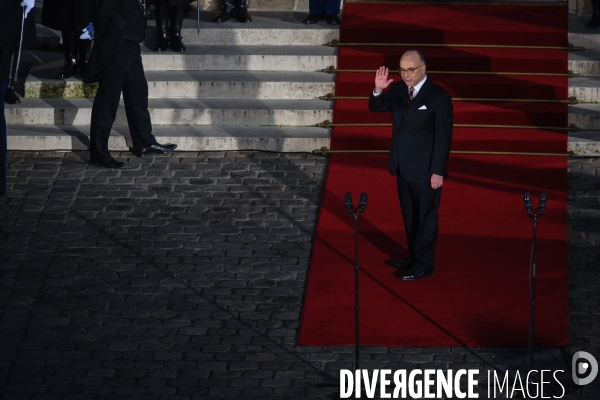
[572,351,598,385]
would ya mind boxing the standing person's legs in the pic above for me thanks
[1,79,9,195]
[154,1,169,52]
[396,175,418,262]
[169,5,187,51]
[309,0,325,16]
[90,40,129,164]
[411,182,442,271]
[325,0,341,15]
[121,41,157,152]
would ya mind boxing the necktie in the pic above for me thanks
[408,86,414,103]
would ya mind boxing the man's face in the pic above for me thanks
[399,53,426,88]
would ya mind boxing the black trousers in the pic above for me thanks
[90,39,157,162]
[396,175,442,270]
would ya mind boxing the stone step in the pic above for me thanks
[25,70,335,99]
[4,98,333,126]
[35,12,340,47]
[34,0,312,18]
[569,14,600,50]
[30,44,336,73]
[569,103,600,130]
[569,77,600,102]
[569,50,600,76]
[569,130,600,155]
[6,124,329,153]
[6,123,596,156]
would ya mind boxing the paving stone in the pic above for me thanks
[0,152,598,398]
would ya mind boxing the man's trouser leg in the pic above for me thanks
[397,176,442,269]
[90,40,156,161]
[90,41,129,162]
[121,40,156,152]
[325,0,341,15]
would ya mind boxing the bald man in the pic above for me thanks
[369,50,453,280]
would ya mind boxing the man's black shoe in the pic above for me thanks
[136,143,177,157]
[303,14,323,24]
[390,258,414,269]
[401,265,434,280]
[326,14,341,25]
[4,87,20,104]
[90,157,126,168]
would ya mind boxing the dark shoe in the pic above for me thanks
[234,0,252,23]
[136,143,177,157]
[56,59,78,79]
[170,33,186,52]
[588,1,600,28]
[303,14,323,24]
[401,265,434,280]
[214,0,235,23]
[587,14,600,29]
[4,87,20,104]
[390,258,414,269]
[153,35,169,52]
[90,157,126,168]
[326,14,341,25]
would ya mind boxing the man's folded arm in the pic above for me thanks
[430,91,453,176]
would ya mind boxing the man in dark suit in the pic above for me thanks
[369,50,453,280]
[84,0,176,168]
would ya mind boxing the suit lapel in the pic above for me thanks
[401,78,432,126]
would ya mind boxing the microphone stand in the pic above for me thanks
[523,192,546,386]
[345,192,368,370]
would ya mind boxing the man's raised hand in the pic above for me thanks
[374,66,394,94]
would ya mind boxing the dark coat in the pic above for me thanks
[83,0,148,84]
[369,78,453,183]
[41,0,96,32]
[0,0,22,80]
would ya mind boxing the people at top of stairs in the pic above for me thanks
[303,0,341,25]
[587,0,600,29]
[3,0,37,105]
[41,0,95,79]
[213,0,252,23]
[151,0,189,52]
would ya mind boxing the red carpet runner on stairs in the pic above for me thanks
[298,3,568,347]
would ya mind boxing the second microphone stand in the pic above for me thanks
[345,192,368,370]
[523,191,547,382]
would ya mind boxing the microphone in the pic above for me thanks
[523,192,533,217]
[359,192,368,212]
[345,192,353,213]
[538,192,547,216]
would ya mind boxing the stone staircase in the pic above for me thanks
[5,1,600,155]
[7,6,338,153]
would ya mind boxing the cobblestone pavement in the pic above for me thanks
[0,151,598,400]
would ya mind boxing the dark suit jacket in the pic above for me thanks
[41,0,96,32]
[0,0,21,80]
[369,78,453,183]
[83,0,147,84]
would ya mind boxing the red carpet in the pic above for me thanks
[298,3,568,347]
